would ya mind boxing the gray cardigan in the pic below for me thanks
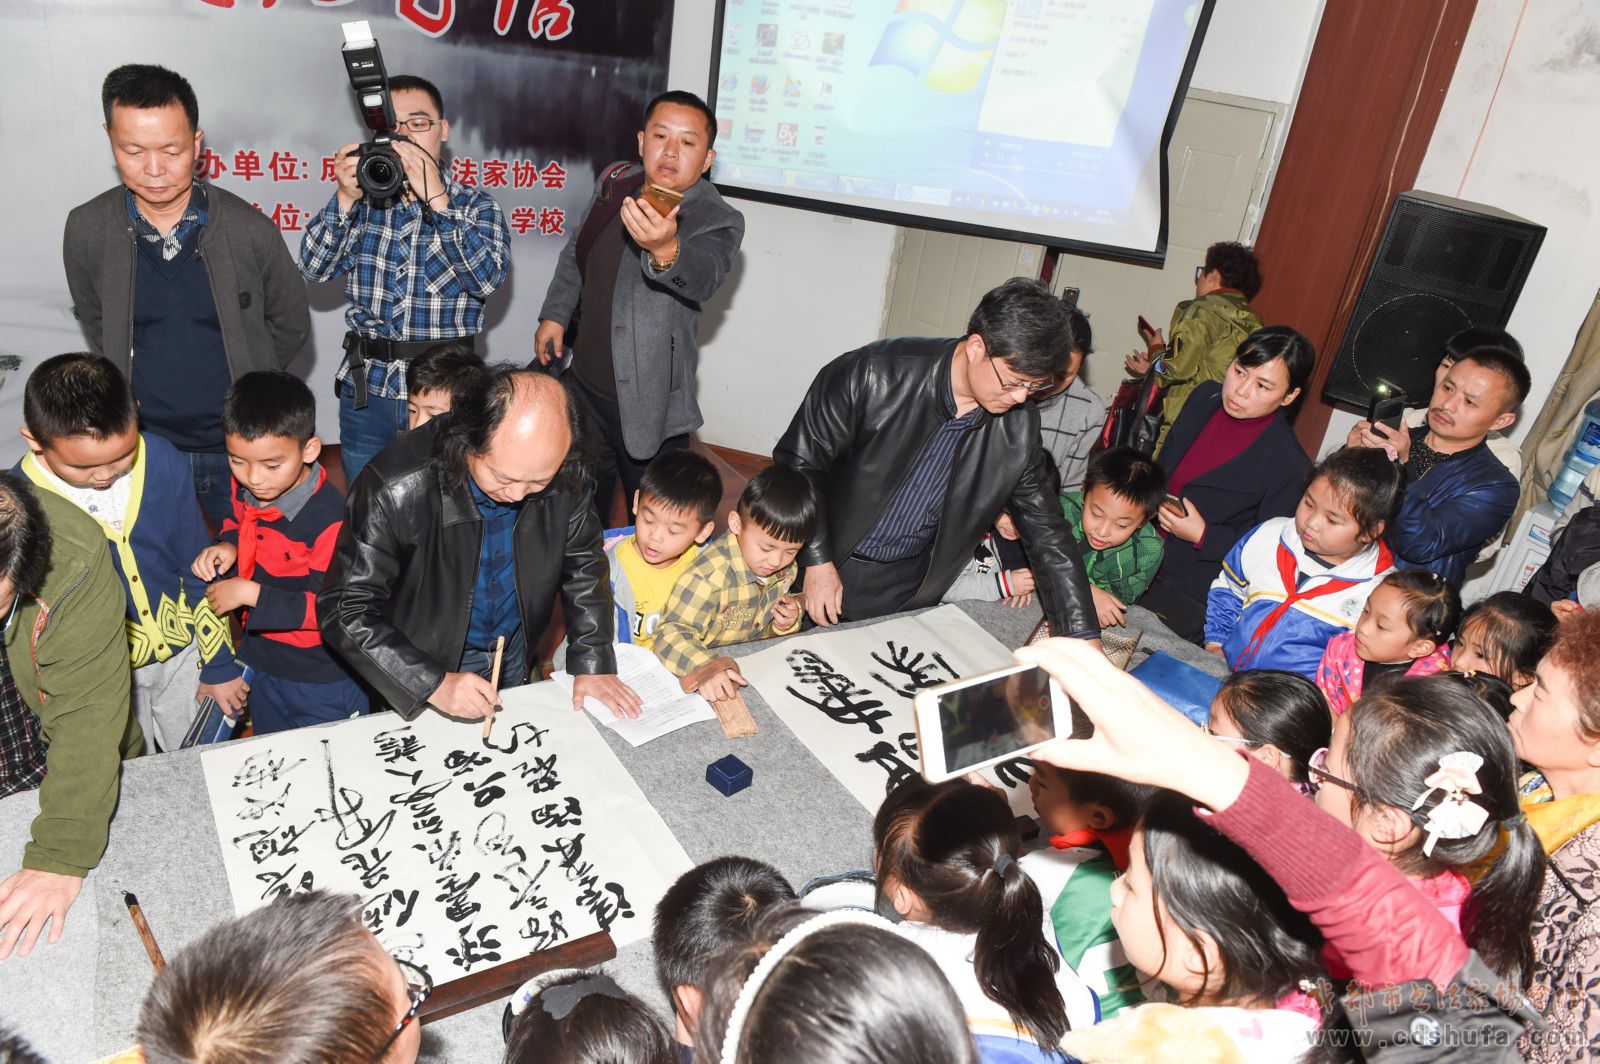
[62,184,311,378]
[538,166,744,459]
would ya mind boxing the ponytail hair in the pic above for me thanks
[873,777,1069,1049]
[1343,674,1544,987]
[1380,569,1461,646]
[1306,446,1404,544]
[1141,791,1323,1006]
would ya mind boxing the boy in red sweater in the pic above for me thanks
[192,372,366,732]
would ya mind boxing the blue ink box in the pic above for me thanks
[706,755,752,797]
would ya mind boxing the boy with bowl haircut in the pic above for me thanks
[404,340,488,430]
[17,353,244,751]
[654,464,816,701]
[1064,446,1167,628]
[192,371,366,733]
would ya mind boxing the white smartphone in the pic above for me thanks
[912,663,1090,784]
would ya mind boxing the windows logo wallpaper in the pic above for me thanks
[870,0,1007,95]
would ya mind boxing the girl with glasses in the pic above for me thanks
[1205,670,1330,789]
[1310,674,1542,989]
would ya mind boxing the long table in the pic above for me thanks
[0,602,1222,1061]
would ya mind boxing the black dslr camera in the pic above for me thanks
[340,21,407,204]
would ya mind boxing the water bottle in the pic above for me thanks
[1548,397,1600,510]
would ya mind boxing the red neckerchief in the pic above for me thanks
[1050,826,1134,871]
[232,466,324,580]
[1234,539,1392,668]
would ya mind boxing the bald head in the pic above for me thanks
[464,371,575,504]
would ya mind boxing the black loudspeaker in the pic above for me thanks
[1322,191,1544,408]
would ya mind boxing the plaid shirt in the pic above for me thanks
[653,533,800,676]
[1061,490,1164,604]
[126,183,208,260]
[300,178,509,362]
[0,623,46,799]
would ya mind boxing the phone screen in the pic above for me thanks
[936,666,1059,773]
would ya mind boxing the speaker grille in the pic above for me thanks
[1323,192,1544,408]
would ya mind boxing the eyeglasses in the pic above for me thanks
[1202,722,1260,749]
[370,957,433,1061]
[987,357,1055,397]
[397,116,440,133]
[1306,747,1361,797]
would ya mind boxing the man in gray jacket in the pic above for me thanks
[534,90,744,525]
[63,65,310,527]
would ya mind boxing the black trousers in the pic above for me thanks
[1137,580,1208,645]
[839,553,931,622]
[571,376,689,527]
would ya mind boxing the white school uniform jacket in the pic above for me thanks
[1204,516,1396,678]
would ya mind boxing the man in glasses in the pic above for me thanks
[775,278,1099,640]
[137,891,427,1063]
[302,75,510,485]
[65,64,312,529]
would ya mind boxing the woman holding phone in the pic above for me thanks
[1139,327,1313,642]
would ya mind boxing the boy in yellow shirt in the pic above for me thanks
[654,464,816,700]
[600,451,722,651]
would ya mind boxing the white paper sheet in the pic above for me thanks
[201,681,692,983]
[553,642,717,747]
[737,606,1034,815]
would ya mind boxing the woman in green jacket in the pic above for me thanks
[1128,241,1265,450]
[0,475,138,958]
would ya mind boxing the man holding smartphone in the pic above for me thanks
[1346,346,1527,586]
[534,91,745,524]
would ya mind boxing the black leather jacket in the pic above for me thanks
[774,336,1099,638]
[318,421,615,719]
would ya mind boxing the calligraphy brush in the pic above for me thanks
[483,634,505,745]
[123,891,166,973]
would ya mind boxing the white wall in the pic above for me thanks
[1321,0,1600,456]
[676,0,1325,455]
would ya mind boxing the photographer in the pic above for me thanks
[301,74,510,484]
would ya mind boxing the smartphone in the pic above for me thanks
[639,182,685,217]
[1161,493,1186,516]
[1137,315,1156,344]
[912,663,1090,783]
[1366,379,1407,431]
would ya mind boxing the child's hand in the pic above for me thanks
[192,542,238,580]
[206,577,259,615]
[1553,599,1584,622]
[199,675,250,720]
[1003,568,1036,608]
[771,595,801,632]
[994,511,1019,540]
[1091,586,1127,627]
[1157,497,1206,544]
[699,663,748,703]
[1204,642,1227,662]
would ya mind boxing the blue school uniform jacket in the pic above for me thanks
[1205,516,1395,678]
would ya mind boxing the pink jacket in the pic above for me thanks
[1315,629,1452,715]
[1208,757,1469,991]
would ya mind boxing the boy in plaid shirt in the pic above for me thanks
[654,465,816,701]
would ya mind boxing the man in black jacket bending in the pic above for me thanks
[319,368,640,723]
[775,278,1099,639]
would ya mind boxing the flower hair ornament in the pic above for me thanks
[1410,751,1490,857]
[502,967,629,1040]
[718,909,898,1064]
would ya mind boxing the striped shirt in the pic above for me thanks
[299,178,510,343]
[854,385,985,562]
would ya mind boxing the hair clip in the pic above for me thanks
[1410,751,1489,856]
